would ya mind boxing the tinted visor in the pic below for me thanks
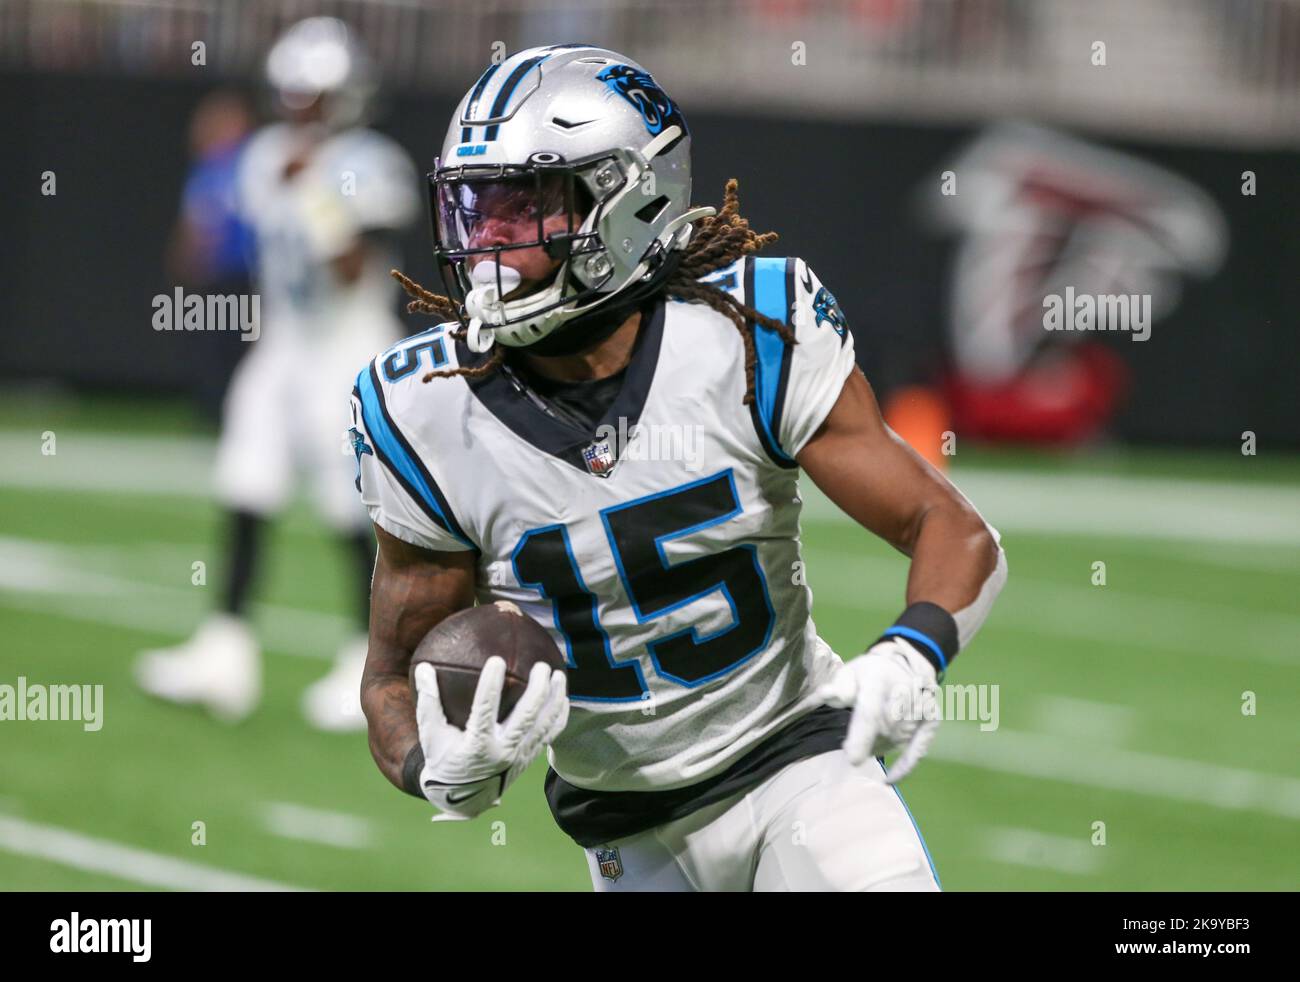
[432,170,593,256]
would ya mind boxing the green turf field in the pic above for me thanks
[2,392,1297,891]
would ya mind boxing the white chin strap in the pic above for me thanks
[464,261,523,352]
[460,205,715,353]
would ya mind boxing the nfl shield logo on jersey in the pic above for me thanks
[582,439,616,477]
[595,846,624,882]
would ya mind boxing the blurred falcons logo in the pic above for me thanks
[927,123,1227,381]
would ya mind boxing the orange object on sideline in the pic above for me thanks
[882,385,952,472]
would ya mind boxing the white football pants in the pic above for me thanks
[213,320,393,531]
[584,750,940,892]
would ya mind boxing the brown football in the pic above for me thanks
[409,601,566,729]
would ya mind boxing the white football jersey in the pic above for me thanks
[237,122,419,341]
[350,255,858,792]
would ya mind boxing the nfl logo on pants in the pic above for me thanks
[595,846,623,882]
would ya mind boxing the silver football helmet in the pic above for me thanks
[265,17,376,129]
[429,44,715,351]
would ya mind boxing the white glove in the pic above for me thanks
[414,656,568,821]
[815,637,940,784]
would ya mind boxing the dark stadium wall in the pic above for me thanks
[1,71,1296,448]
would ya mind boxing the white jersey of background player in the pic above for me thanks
[136,17,418,731]
[356,45,1006,891]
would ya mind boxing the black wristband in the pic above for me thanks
[876,601,959,677]
[401,743,427,800]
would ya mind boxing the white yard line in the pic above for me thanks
[259,802,375,850]
[4,428,1297,546]
[1032,696,1137,746]
[3,518,1296,672]
[0,814,309,892]
[929,727,1300,821]
[803,468,1300,547]
[0,536,352,660]
[982,826,1102,875]
[805,549,1300,666]
[1131,539,1300,574]
[0,431,215,496]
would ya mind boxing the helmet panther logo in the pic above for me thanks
[595,64,687,137]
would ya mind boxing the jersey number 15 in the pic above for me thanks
[511,470,776,701]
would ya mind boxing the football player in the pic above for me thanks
[355,45,1006,890]
[136,17,420,730]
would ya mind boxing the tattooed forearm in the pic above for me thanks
[362,669,422,796]
[361,523,476,797]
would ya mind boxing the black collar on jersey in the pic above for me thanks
[458,296,666,476]
[519,250,683,357]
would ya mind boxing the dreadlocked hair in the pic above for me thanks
[389,177,795,401]
[388,268,506,382]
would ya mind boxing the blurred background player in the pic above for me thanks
[135,16,420,729]
[165,88,257,422]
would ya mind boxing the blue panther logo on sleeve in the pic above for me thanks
[595,64,688,137]
[812,286,848,337]
[348,425,373,492]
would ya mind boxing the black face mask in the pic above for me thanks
[514,250,681,357]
